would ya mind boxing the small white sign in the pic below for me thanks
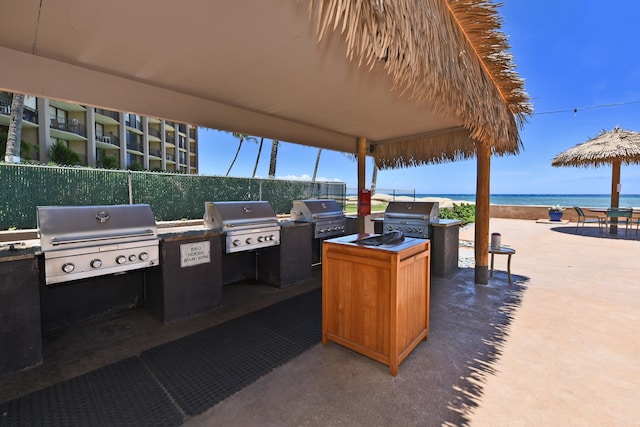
[180,241,211,268]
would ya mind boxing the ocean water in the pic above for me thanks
[393,194,640,208]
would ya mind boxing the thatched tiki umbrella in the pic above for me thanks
[311,0,532,283]
[551,126,640,232]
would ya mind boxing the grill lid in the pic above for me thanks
[383,201,440,222]
[290,199,344,222]
[37,204,158,252]
[203,201,279,230]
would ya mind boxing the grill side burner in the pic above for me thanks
[37,204,160,285]
[382,201,440,239]
[290,199,346,239]
[203,201,281,253]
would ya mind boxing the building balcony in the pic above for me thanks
[149,148,162,158]
[126,141,143,153]
[50,118,87,137]
[148,127,161,138]
[96,135,120,147]
[0,104,38,125]
[95,108,119,121]
[166,154,175,162]
[125,118,143,131]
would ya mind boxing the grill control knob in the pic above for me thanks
[233,239,241,247]
[139,252,149,261]
[116,255,127,264]
[245,237,253,245]
[129,254,138,262]
[258,236,264,242]
[62,263,75,273]
[90,259,102,268]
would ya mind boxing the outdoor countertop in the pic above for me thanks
[324,233,429,254]
[431,219,462,227]
[0,239,40,261]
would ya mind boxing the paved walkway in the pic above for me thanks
[187,218,640,426]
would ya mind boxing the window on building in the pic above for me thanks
[49,105,68,126]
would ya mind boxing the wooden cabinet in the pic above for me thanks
[322,234,430,376]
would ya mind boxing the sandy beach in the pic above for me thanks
[346,193,474,209]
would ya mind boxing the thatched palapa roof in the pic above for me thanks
[551,127,640,167]
[309,0,532,169]
[2,0,530,170]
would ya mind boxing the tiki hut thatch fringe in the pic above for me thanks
[308,0,532,169]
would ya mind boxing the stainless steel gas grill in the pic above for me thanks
[290,199,346,239]
[382,201,440,239]
[203,201,280,253]
[37,204,160,285]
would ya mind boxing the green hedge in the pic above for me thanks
[0,163,346,230]
[438,203,476,225]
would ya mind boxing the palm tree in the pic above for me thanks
[307,148,323,197]
[252,137,264,178]
[268,139,279,178]
[226,132,246,176]
[370,160,378,195]
[226,132,259,176]
[4,93,25,162]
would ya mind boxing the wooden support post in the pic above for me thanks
[610,160,621,234]
[475,142,490,284]
[357,137,366,233]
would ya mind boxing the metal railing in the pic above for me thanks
[148,127,161,138]
[50,118,87,137]
[95,108,119,121]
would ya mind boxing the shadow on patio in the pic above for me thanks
[0,266,529,427]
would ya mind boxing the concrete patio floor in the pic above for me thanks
[187,218,640,426]
[2,218,639,426]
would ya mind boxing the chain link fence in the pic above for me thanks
[0,163,346,230]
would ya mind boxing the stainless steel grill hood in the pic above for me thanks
[37,204,159,285]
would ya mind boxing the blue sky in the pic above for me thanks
[198,1,640,195]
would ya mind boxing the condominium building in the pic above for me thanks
[0,91,198,173]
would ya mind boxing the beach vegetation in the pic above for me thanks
[439,203,475,225]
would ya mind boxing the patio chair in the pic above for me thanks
[605,207,633,235]
[573,207,604,234]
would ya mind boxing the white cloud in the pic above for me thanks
[276,174,342,182]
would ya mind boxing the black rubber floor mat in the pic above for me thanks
[0,358,183,427]
[0,289,321,425]
[141,288,322,416]
[86,357,184,426]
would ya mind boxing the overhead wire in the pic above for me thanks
[533,100,640,115]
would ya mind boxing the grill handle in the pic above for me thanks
[384,213,429,220]
[50,229,156,246]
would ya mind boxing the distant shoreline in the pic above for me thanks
[345,193,640,208]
